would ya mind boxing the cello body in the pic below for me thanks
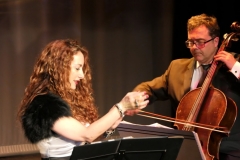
[175,87,237,160]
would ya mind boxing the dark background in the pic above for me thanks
[0,0,240,154]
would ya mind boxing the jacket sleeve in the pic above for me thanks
[21,93,72,143]
[133,58,194,104]
[133,62,172,104]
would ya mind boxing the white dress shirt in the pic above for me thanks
[190,61,240,91]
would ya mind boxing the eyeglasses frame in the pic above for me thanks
[185,37,216,48]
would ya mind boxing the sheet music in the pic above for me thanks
[91,121,173,145]
[121,120,174,129]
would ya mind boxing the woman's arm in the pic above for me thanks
[52,91,149,142]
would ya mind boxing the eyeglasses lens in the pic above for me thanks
[185,41,204,48]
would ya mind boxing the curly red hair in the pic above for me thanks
[18,39,98,123]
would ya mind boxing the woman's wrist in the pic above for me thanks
[115,103,125,118]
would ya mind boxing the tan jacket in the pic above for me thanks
[133,57,196,104]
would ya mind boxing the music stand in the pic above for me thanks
[70,136,184,160]
[117,122,205,160]
[70,140,120,160]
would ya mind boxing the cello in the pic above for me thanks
[174,22,240,160]
[137,22,240,160]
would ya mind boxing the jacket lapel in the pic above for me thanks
[183,58,195,94]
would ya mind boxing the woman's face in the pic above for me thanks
[69,51,85,89]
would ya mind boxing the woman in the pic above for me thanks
[18,39,148,160]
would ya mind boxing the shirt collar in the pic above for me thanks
[195,61,213,69]
[196,61,201,69]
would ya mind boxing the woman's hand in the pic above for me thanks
[108,91,149,130]
[118,91,149,113]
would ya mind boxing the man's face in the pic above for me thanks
[187,25,219,64]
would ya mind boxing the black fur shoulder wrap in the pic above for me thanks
[22,93,72,143]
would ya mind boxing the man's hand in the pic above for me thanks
[214,51,236,69]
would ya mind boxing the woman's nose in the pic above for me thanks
[78,70,84,79]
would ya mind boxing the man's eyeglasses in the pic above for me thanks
[185,37,215,49]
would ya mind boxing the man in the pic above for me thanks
[133,14,240,160]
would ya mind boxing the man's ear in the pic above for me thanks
[214,37,220,47]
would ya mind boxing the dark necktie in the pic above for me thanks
[197,64,211,87]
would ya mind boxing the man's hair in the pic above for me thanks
[187,13,220,38]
